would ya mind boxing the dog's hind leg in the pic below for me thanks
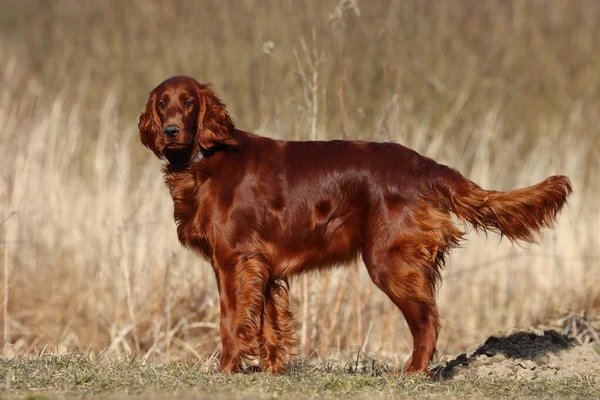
[362,203,461,373]
[363,246,440,373]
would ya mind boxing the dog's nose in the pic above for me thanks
[164,125,180,138]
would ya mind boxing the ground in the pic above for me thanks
[1,329,599,400]
[439,328,600,381]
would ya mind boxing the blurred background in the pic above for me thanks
[1,0,599,365]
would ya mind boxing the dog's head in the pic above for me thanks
[138,76,236,165]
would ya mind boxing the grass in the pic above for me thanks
[0,0,599,367]
[1,355,599,399]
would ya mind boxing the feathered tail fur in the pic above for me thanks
[432,171,572,243]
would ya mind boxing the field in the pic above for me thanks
[1,0,599,398]
[1,354,599,400]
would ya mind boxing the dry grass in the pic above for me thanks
[0,0,599,365]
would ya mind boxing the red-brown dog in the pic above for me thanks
[138,76,572,374]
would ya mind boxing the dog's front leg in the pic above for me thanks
[260,277,296,374]
[216,256,269,373]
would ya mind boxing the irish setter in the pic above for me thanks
[138,76,572,375]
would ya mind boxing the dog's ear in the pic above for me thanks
[196,85,237,149]
[138,90,164,158]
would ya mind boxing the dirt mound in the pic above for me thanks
[438,328,600,381]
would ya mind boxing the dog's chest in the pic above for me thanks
[166,170,212,258]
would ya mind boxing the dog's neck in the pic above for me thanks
[163,143,231,174]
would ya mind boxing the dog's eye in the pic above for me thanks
[184,100,193,108]
[158,101,166,109]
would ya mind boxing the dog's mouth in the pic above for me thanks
[164,142,189,150]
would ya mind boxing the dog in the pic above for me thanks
[138,75,571,374]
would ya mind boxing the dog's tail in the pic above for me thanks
[430,168,572,243]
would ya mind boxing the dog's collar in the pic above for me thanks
[189,144,219,165]
[186,143,232,168]
[191,151,204,163]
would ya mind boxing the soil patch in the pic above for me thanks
[438,328,600,381]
